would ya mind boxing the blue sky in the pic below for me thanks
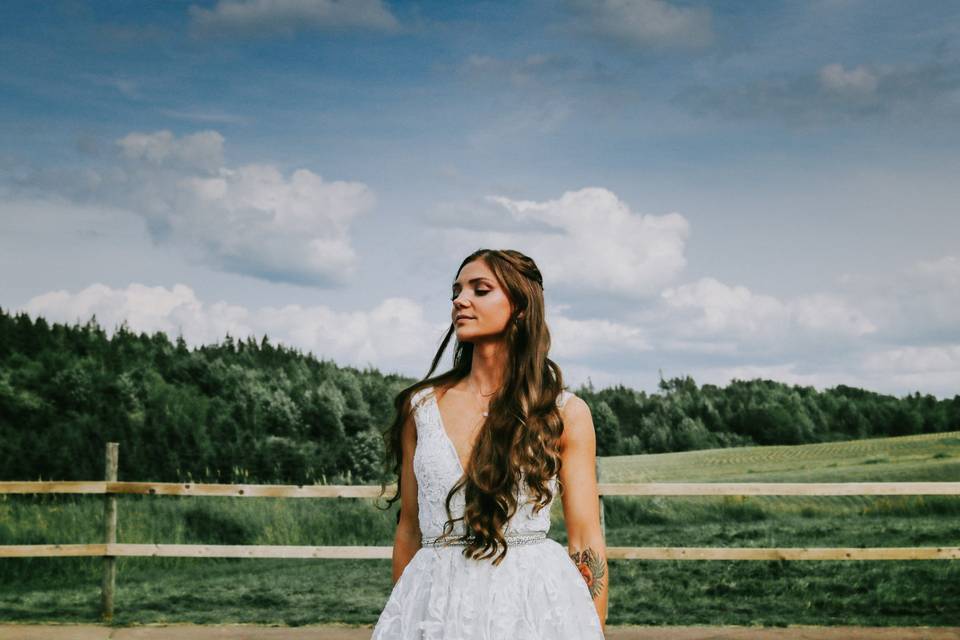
[2,0,959,398]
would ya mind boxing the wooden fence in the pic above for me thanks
[1,442,958,622]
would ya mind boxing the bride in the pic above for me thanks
[372,248,608,638]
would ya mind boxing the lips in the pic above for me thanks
[455,316,475,321]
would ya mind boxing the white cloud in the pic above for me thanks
[660,277,791,341]
[646,256,959,397]
[566,0,714,50]
[548,310,653,359]
[549,259,953,396]
[862,344,960,374]
[171,162,374,285]
[117,130,225,173]
[838,254,960,344]
[819,63,879,95]
[16,281,657,377]
[786,292,878,336]
[23,283,251,345]
[469,187,690,298]
[664,348,960,400]
[188,0,400,38]
[657,277,877,356]
[40,129,376,288]
[859,345,960,397]
[911,255,960,285]
[20,283,443,373]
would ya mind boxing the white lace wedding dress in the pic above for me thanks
[371,386,605,639]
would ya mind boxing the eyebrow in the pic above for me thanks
[452,277,493,291]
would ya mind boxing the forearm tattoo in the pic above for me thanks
[569,546,606,599]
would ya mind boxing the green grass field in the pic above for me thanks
[2,431,958,626]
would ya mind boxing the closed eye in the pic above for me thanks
[451,289,490,301]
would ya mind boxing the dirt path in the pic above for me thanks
[2,625,958,639]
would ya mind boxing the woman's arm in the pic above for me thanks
[392,407,422,584]
[558,395,609,633]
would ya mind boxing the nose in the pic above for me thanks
[452,297,470,316]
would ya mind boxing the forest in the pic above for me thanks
[1,307,957,485]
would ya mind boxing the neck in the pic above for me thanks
[466,340,507,394]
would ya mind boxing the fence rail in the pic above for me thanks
[2,480,958,497]
[2,443,958,621]
[3,543,959,561]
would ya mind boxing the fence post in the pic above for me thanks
[597,458,605,538]
[101,442,118,622]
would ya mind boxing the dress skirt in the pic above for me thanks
[371,537,605,639]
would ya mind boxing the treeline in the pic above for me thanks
[590,375,959,456]
[0,308,957,484]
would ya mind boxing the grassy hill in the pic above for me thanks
[603,429,960,482]
[599,430,960,523]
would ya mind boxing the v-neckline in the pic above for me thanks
[429,385,474,476]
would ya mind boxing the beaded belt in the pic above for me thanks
[421,531,548,548]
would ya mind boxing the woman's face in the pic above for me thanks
[451,259,514,342]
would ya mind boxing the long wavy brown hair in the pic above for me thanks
[377,248,568,566]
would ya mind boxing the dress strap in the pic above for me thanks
[409,386,433,412]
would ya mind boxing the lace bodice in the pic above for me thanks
[410,385,572,540]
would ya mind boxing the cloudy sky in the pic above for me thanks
[2,0,958,399]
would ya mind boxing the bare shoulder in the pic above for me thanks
[560,392,591,422]
[559,393,595,450]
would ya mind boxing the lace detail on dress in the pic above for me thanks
[410,386,573,540]
[371,387,605,640]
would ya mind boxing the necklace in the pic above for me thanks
[468,379,500,417]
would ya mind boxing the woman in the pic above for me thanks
[372,249,608,638]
